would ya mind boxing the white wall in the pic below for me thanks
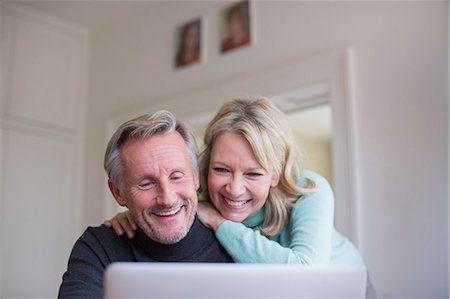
[84,2,448,299]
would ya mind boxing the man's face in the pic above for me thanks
[110,131,199,244]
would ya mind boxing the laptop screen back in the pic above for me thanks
[104,263,367,299]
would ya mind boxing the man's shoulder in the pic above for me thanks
[69,224,138,266]
[82,224,119,239]
[78,224,130,249]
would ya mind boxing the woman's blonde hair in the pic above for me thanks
[199,96,313,236]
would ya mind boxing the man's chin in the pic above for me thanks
[142,208,196,244]
[145,220,192,244]
[152,229,189,244]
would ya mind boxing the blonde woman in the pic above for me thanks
[106,97,364,265]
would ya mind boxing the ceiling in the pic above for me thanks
[6,0,157,32]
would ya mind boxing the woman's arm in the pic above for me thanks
[215,170,334,264]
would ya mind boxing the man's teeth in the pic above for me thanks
[224,198,248,207]
[155,206,182,216]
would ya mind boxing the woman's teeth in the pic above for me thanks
[224,198,248,207]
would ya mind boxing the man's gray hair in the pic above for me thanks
[104,110,198,191]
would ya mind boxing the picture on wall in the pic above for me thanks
[175,18,202,68]
[220,0,252,53]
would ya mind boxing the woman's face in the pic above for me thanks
[207,131,279,222]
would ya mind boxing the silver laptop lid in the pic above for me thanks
[104,263,367,299]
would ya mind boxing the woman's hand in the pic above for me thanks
[197,201,226,231]
[103,211,137,238]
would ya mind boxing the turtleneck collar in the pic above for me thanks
[133,215,216,262]
[242,205,265,228]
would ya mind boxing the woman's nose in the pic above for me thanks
[225,176,245,197]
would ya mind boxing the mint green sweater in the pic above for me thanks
[215,170,364,265]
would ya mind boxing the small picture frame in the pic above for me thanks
[220,0,252,53]
[174,18,202,69]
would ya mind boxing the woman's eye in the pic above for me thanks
[213,167,229,173]
[247,172,263,177]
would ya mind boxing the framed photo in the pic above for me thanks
[174,18,202,68]
[220,0,252,53]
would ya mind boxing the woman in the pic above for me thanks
[105,96,364,265]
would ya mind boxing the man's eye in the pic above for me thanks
[171,172,184,181]
[139,181,155,189]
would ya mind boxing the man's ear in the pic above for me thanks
[194,168,200,191]
[108,179,127,207]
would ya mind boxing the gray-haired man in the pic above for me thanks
[59,111,232,298]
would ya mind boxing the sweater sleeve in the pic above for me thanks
[215,170,334,264]
[58,227,113,298]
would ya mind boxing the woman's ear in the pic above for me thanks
[271,174,280,188]
[108,179,127,207]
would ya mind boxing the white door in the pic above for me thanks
[1,4,88,298]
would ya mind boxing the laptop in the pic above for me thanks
[104,263,367,299]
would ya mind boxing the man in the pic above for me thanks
[58,111,232,298]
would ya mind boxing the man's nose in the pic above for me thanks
[156,181,176,205]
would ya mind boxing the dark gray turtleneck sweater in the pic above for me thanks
[58,216,233,298]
